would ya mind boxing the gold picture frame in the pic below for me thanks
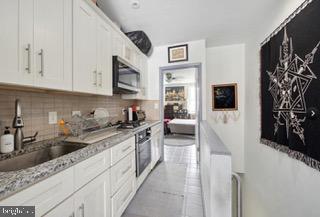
[212,83,238,111]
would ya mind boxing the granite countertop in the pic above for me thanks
[0,120,160,201]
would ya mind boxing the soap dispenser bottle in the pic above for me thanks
[0,127,14,153]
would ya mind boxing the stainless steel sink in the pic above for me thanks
[0,144,85,172]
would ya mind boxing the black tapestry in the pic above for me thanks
[260,0,320,171]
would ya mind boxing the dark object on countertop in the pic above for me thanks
[125,31,153,56]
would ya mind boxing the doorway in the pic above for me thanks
[159,63,202,164]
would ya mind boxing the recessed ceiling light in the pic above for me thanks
[131,0,140,9]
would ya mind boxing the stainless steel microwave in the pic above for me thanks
[113,56,140,94]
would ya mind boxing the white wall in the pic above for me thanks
[147,39,207,118]
[244,1,320,217]
[206,44,245,173]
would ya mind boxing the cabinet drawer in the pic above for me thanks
[0,167,74,217]
[43,195,74,217]
[74,148,111,190]
[111,137,135,165]
[111,151,135,195]
[111,175,136,217]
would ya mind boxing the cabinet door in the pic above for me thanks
[124,43,133,63]
[111,175,136,217]
[110,151,136,195]
[43,196,74,217]
[112,34,124,58]
[96,18,113,96]
[73,0,97,94]
[133,51,141,70]
[74,170,111,217]
[0,0,33,86]
[139,55,148,99]
[33,0,72,90]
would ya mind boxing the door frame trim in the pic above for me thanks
[159,63,203,162]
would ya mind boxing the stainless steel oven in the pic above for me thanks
[135,128,151,177]
[113,56,140,94]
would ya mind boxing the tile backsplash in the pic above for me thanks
[138,100,160,121]
[0,89,135,141]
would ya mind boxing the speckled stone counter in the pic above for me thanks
[0,120,160,201]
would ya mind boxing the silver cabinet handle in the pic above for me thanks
[79,203,85,217]
[38,49,44,76]
[98,71,102,87]
[93,70,97,86]
[25,44,31,73]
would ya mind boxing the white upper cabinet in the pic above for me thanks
[0,0,34,86]
[0,0,146,96]
[124,42,134,63]
[97,17,113,95]
[73,0,97,94]
[33,0,72,90]
[113,34,125,59]
[73,0,113,95]
[0,0,72,90]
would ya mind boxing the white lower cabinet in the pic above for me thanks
[43,196,74,217]
[74,148,111,190]
[0,137,137,217]
[151,125,161,169]
[111,151,136,195]
[111,175,136,217]
[0,167,74,217]
[45,170,111,217]
[111,137,135,165]
[74,170,111,217]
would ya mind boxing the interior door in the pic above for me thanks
[74,170,111,217]
[96,18,112,96]
[73,0,97,94]
[0,0,33,86]
[33,0,72,90]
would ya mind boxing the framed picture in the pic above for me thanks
[165,86,185,101]
[212,83,238,111]
[168,44,188,63]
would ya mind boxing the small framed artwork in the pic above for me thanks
[212,83,238,111]
[168,44,188,63]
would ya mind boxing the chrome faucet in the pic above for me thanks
[12,99,38,150]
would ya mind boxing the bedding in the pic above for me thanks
[168,119,196,135]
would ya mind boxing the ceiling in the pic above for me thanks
[98,0,291,46]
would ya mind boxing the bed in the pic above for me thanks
[167,119,196,135]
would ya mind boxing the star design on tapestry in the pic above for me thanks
[267,27,320,145]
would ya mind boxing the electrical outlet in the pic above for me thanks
[48,112,57,125]
[154,103,159,110]
[72,111,81,116]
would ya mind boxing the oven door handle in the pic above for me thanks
[137,137,151,151]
